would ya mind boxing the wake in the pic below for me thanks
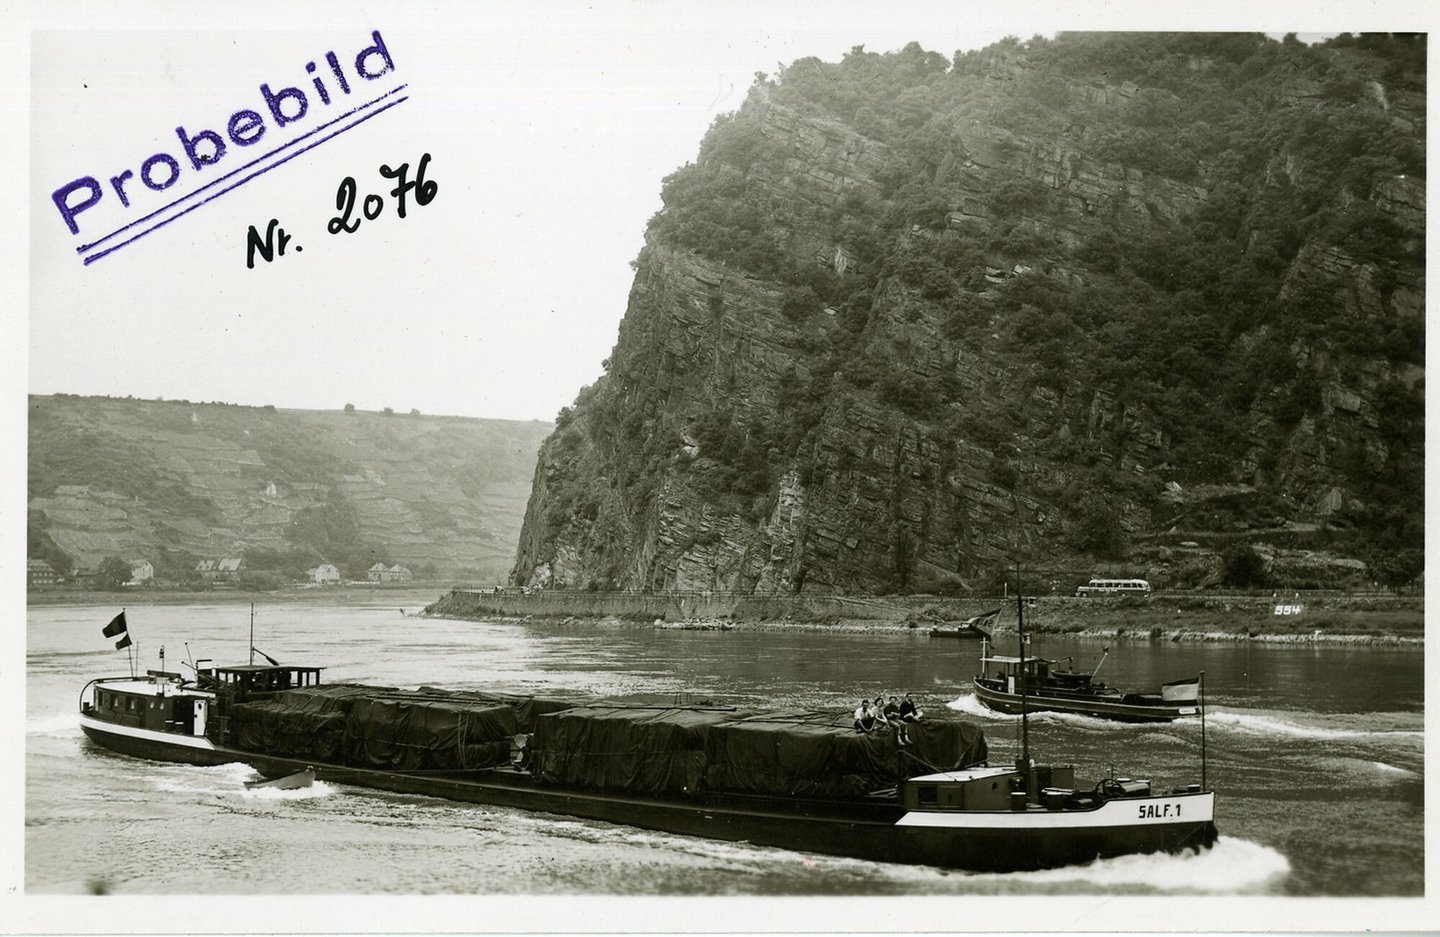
[956,836,1290,893]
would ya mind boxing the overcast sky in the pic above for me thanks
[24,1,1405,424]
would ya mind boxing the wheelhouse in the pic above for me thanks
[976,653,1052,693]
[201,664,324,699]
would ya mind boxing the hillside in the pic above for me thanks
[28,395,552,581]
[511,33,1424,596]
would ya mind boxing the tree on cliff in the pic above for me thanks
[1220,545,1268,589]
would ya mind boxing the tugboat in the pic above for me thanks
[971,608,1202,723]
[78,609,1217,873]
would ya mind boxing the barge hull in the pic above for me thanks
[77,724,1216,873]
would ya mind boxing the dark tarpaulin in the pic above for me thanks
[531,706,988,801]
[344,694,518,771]
[224,682,988,798]
[703,712,888,799]
[229,684,388,760]
[533,706,753,796]
[703,711,988,799]
[417,686,576,733]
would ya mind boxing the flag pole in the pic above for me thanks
[1200,670,1207,791]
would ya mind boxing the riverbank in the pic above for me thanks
[425,590,1424,647]
[29,586,1422,646]
[25,584,453,608]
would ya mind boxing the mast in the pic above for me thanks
[249,603,255,667]
[1017,567,1029,770]
[1200,670,1208,791]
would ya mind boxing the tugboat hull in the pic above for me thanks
[79,713,234,765]
[972,680,1197,723]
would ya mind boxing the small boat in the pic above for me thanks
[928,625,986,639]
[78,609,1217,874]
[244,766,317,790]
[973,627,1202,723]
[927,609,998,639]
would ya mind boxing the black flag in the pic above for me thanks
[115,633,132,650]
[102,611,128,638]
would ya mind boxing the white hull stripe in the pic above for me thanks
[896,794,1214,829]
[79,714,218,751]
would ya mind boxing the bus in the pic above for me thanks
[1075,578,1152,597]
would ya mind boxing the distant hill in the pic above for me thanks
[512,33,1423,595]
[28,395,552,582]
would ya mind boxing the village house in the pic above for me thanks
[128,559,154,586]
[196,557,244,581]
[367,563,413,582]
[308,563,341,584]
[27,558,59,588]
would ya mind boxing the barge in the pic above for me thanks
[79,616,1216,873]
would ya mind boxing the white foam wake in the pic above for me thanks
[152,762,336,800]
[27,712,81,738]
[1206,709,1424,741]
[961,836,1290,893]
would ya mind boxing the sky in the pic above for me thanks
[22,1,1412,424]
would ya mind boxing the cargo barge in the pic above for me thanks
[78,615,1216,873]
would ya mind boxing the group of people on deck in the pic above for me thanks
[853,693,923,744]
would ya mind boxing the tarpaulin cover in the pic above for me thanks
[344,694,518,770]
[529,706,987,800]
[224,681,987,801]
[703,711,988,798]
[226,684,385,760]
[532,706,753,796]
[417,686,576,733]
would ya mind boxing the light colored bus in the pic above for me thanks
[1075,578,1152,597]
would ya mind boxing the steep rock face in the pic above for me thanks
[514,34,1423,594]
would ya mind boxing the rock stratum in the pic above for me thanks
[29,395,551,580]
[512,33,1424,596]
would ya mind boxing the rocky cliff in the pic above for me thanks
[513,33,1424,594]
[29,395,552,580]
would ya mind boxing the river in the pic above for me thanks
[23,596,1423,909]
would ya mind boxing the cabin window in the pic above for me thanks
[127,699,136,711]
[917,785,939,806]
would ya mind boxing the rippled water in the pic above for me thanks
[25,598,1423,898]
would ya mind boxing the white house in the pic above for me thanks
[128,559,154,585]
[309,563,341,584]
